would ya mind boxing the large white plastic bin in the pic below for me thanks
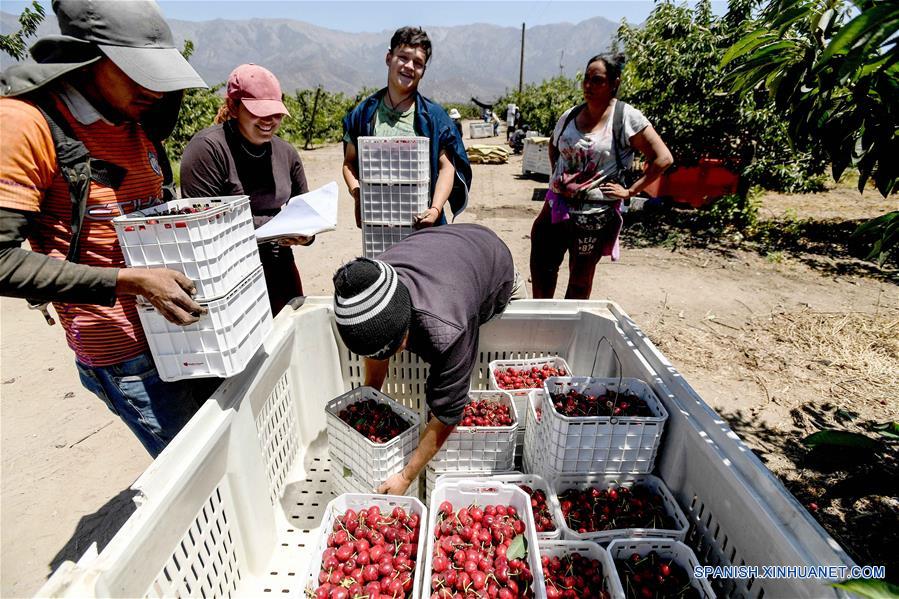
[325,386,421,489]
[39,300,857,599]
[137,266,272,381]
[114,195,259,301]
[469,122,494,139]
[357,136,429,183]
[522,138,552,176]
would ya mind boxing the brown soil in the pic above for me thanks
[1,130,896,595]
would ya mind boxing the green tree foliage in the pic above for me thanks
[495,76,582,137]
[722,0,898,197]
[0,1,44,60]
[279,87,375,148]
[618,0,828,193]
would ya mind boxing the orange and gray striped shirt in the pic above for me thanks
[0,89,166,366]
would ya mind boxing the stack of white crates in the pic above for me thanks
[469,121,494,139]
[357,136,430,258]
[113,195,272,381]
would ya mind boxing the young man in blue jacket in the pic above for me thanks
[342,27,472,228]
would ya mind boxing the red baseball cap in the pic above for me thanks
[226,64,290,118]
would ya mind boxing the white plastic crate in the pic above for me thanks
[552,474,690,544]
[433,471,562,541]
[432,390,518,472]
[361,181,429,225]
[423,480,547,598]
[537,541,617,598]
[522,138,552,176]
[522,389,544,477]
[424,467,519,505]
[40,301,858,599]
[607,538,716,599]
[536,376,669,474]
[469,122,494,139]
[303,493,427,598]
[357,136,429,183]
[137,266,272,381]
[362,222,415,258]
[326,386,421,489]
[331,458,421,498]
[489,356,572,448]
[114,195,259,301]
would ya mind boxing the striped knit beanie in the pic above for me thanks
[333,258,412,359]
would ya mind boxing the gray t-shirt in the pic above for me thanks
[379,224,515,425]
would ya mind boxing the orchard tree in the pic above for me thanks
[0,1,44,60]
[617,0,828,193]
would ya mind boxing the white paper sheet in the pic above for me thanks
[254,181,339,241]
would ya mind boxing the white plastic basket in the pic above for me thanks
[424,467,519,506]
[537,376,668,474]
[361,182,429,225]
[330,459,421,498]
[537,541,617,598]
[326,386,421,489]
[552,474,690,544]
[423,480,546,598]
[432,390,518,472]
[522,389,545,477]
[607,537,716,599]
[303,493,427,599]
[114,195,259,301]
[522,139,551,176]
[362,222,415,258]
[489,356,572,448]
[433,472,562,541]
[357,136,429,183]
[469,122,494,139]
[137,266,272,381]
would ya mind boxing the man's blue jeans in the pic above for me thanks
[76,352,219,457]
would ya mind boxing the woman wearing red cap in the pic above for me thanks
[180,64,310,315]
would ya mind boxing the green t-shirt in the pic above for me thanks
[374,98,418,136]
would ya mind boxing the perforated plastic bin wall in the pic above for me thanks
[423,481,547,598]
[432,390,518,472]
[114,195,259,301]
[469,122,494,139]
[39,301,858,599]
[361,182,429,225]
[357,136,429,183]
[537,541,618,598]
[137,266,272,381]
[537,377,669,474]
[607,537,716,599]
[522,389,545,477]
[362,222,415,258]
[303,493,427,598]
[326,386,421,489]
[551,474,690,544]
[488,356,572,449]
[432,471,562,541]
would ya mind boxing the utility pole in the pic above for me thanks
[305,87,322,150]
[559,50,564,78]
[518,22,525,99]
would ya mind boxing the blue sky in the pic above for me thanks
[3,1,727,32]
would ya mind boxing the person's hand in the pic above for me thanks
[116,268,205,326]
[413,206,440,229]
[598,181,631,201]
[376,469,415,496]
[352,187,362,229]
[277,235,314,247]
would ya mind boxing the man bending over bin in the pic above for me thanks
[332,224,525,495]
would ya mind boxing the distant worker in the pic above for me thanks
[530,53,673,300]
[448,108,464,138]
[342,27,472,229]
[506,102,518,140]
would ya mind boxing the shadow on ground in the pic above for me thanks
[48,488,138,576]
[623,205,897,281]
[721,405,899,583]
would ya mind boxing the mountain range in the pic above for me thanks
[0,12,618,102]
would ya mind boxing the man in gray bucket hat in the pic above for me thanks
[0,1,216,457]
